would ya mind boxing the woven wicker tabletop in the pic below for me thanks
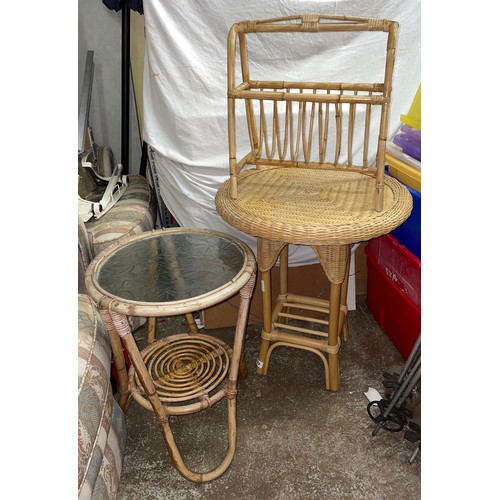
[216,168,412,246]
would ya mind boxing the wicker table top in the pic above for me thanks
[216,168,413,246]
[85,227,256,317]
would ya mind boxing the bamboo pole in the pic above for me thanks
[334,99,342,164]
[347,91,358,166]
[227,26,238,198]
[244,80,385,92]
[100,308,131,410]
[235,90,387,104]
[327,283,342,391]
[363,94,372,167]
[257,268,272,375]
[376,21,399,211]
[147,316,156,344]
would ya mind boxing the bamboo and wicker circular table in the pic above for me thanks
[216,169,412,391]
[85,227,256,483]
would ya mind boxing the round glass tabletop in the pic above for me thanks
[92,230,251,306]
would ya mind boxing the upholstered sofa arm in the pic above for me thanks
[78,294,127,499]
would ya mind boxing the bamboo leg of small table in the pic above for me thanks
[327,282,342,392]
[239,345,249,380]
[230,274,255,381]
[238,304,249,380]
[257,268,272,374]
[100,308,131,411]
[185,312,199,333]
[147,317,156,344]
[148,313,198,346]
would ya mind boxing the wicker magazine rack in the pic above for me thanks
[216,14,413,391]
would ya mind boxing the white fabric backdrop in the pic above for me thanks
[141,0,421,264]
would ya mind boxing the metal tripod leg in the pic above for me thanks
[372,360,421,436]
[369,335,421,436]
[397,335,421,384]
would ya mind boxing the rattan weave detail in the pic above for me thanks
[130,334,232,405]
[216,168,412,246]
[312,243,351,284]
[256,238,287,271]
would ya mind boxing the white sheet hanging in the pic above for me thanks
[141,0,421,264]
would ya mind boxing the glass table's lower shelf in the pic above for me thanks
[129,332,234,415]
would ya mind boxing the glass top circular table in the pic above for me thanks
[85,227,256,317]
[85,228,257,483]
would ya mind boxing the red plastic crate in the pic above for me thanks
[365,235,420,359]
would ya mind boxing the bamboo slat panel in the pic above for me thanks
[226,14,399,211]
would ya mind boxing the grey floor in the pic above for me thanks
[116,296,421,500]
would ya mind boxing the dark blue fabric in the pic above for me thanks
[102,0,143,15]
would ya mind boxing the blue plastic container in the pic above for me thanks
[387,169,421,260]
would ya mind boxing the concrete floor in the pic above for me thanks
[116,296,421,499]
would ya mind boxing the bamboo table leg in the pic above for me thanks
[254,242,351,391]
[147,313,199,345]
[339,251,351,342]
[327,282,342,392]
[147,317,156,345]
[256,268,273,374]
[100,308,132,411]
